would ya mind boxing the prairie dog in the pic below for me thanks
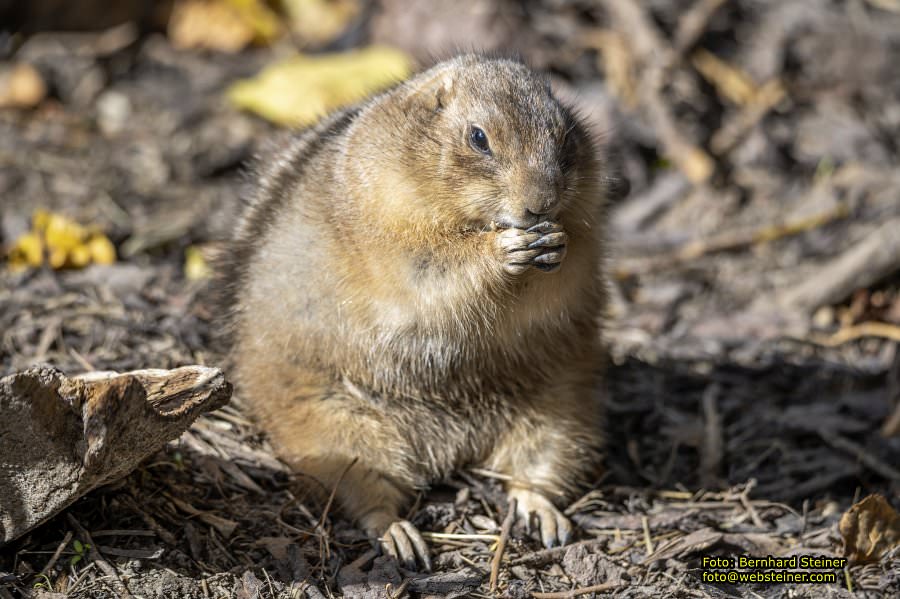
[218,54,611,570]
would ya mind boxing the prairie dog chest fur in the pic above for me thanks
[218,54,613,568]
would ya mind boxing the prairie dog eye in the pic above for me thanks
[469,125,491,155]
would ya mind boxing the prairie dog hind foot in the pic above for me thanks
[508,486,574,548]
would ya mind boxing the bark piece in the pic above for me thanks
[0,365,231,546]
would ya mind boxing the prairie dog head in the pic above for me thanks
[352,55,599,230]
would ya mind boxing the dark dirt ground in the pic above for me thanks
[2,0,900,597]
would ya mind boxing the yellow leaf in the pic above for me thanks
[839,494,900,564]
[5,210,117,271]
[279,0,361,47]
[184,245,212,280]
[0,63,46,109]
[6,231,43,271]
[69,244,92,268]
[679,146,714,184]
[88,235,117,265]
[32,208,51,232]
[228,46,412,126]
[168,0,281,53]
[48,246,68,269]
[44,212,88,254]
[225,0,282,43]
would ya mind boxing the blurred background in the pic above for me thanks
[1,2,899,597]
[2,0,899,379]
[2,0,899,375]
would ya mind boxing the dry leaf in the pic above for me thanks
[680,146,715,184]
[168,0,281,53]
[7,232,42,269]
[87,235,117,265]
[0,63,46,109]
[184,245,212,280]
[225,0,282,42]
[839,494,900,564]
[644,528,724,563]
[227,46,412,126]
[279,0,361,47]
[693,48,787,113]
[6,209,116,271]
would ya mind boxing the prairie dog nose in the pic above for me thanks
[524,175,562,216]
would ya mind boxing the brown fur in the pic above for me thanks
[217,54,610,555]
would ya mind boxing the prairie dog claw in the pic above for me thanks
[365,517,432,572]
[496,221,568,275]
[508,487,573,548]
[526,221,564,234]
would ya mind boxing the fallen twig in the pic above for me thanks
[421,532,498,542]
[674,0,730,54]
[602,0,714,183]
[641,515,654,555]
[710,78,786,154]
[389,578,411,598]
[882,402,900,437]
[700,384,723,489]
[510,539,605,567]
[779,219,900,312]
[616,203,849,276]
[865,0,900,14]
[490,497,517,593]
[66,514,134,599]
[532,581,624,598]
[37,530,73,581]
[120,494,178,546]
[815,322,900,347]
[738,482,766,529]
[817,429,900,483]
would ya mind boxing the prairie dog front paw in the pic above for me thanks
[496,221,568,275]
[361,511,432,572]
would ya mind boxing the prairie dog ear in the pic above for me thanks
[401,63,457,112]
